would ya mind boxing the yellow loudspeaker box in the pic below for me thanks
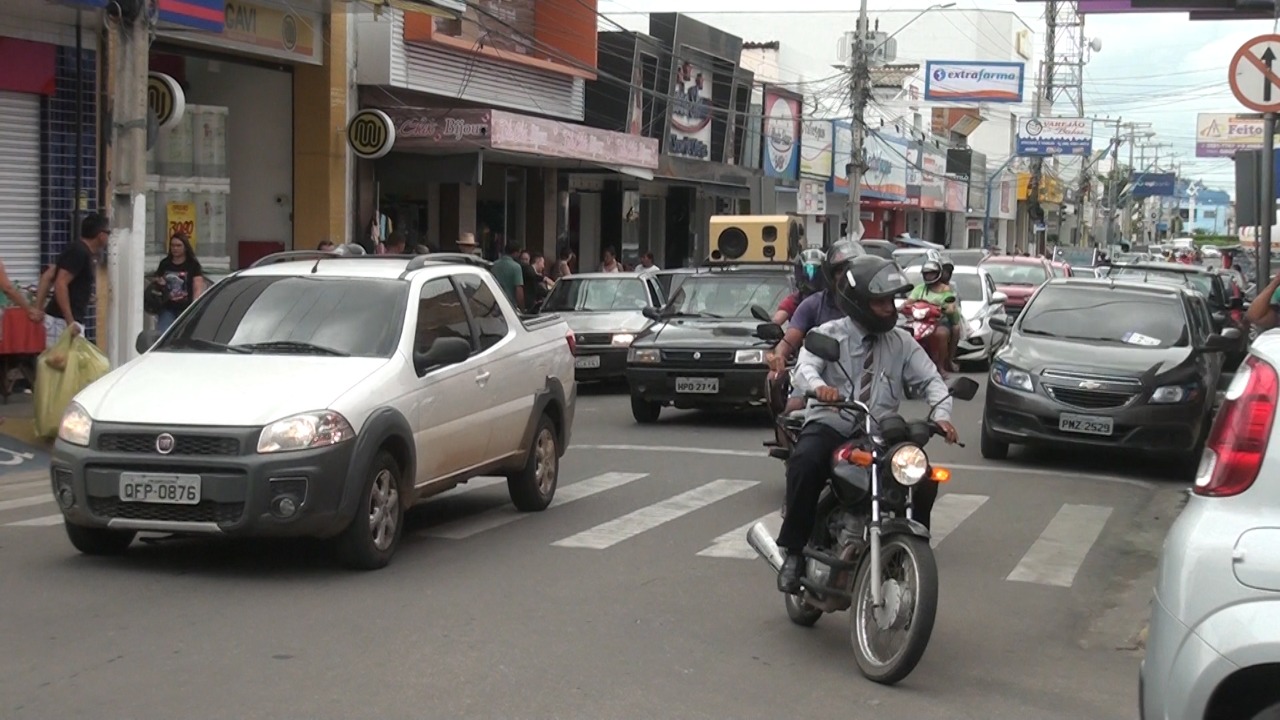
[707,215,804,263]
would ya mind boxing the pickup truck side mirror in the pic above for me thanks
[414,336,472,375]
[641,306,662,321]
[135,329,161,354]
[803,332,841,362]
[750,304,772,322]
[990,291,1008,306]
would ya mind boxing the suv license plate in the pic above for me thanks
[119,473,202,505]
[676,377,719,394]
[1058,413,1113,436]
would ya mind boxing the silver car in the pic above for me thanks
[1141,331,1280,720]
[540,272,664,381]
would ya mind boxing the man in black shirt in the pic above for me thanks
[38,213,109,348]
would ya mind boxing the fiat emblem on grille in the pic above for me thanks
[693,351,702,360]
[1078,380,1102,390]
[155,433,175,454]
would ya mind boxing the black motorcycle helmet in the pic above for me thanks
[833,255,913,334]
[940,258,955,283]
[823,239,866,288]
[793,248,826,295]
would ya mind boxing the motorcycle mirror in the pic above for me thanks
[755,322,785,342]
[803,332,841,362]
[750,304,772,322]
[948,376,980,401]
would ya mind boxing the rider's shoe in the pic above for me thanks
[777,553,803,594]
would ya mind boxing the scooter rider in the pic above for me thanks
[772,249,827,325]
[776,254,959,594]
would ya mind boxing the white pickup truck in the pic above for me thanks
[50,252,578,569]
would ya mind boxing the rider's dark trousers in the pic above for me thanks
[777,422,940,553]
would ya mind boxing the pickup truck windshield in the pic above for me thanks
[542,278,651,312]
[156,275,409,358]
[1019,286,1187,347]
[666,275,791,319]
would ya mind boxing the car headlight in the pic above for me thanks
[735,349,766,364]
[1152,384,1197,404]
[968,318,983,333]
[890,444,929,486]
[628,347,660,363]
[611,333,636,347]
[992,361,1034,393]
[257,411,355,454]
[58,402,93,447]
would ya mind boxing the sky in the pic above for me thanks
[597,0,1274,194]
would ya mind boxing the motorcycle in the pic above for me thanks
[747,330,979,685]
[751,305,800,461]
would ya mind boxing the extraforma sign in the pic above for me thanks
[924,61,1025,104]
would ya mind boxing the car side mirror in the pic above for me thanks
[750,304,772,322]
[990,291,1008,306]
[135,329,161,354]
[948,376,980,401]
[1202,329,1241,353]
[803,331,841,362]
[989,316,1010,332]
[755,322,785,343]
[1211,311,1227,327]
[413,336,472,375]
[642,306,662,321]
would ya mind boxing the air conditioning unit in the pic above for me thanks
[707,215,804,263]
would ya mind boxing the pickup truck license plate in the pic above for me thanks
[119,473,202,505]
[1058,413,1113,436]
[676,377,719,394]
[575,355,601,369]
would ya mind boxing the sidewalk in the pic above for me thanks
[0,392,48,449]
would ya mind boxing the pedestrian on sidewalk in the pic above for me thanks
[152,231,206,333]
[36,213,109,348]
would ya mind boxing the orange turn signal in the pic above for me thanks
[931,467,952,483]
[848,449,874,467]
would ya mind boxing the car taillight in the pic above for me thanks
[565,331,577,356]
[1195,355,1278,497]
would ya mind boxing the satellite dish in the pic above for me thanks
[1089,37,1103,53]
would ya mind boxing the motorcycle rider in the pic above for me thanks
[772,249,827,325]
[776,254,959,594]
[905,257,963,377]
[765,240,866,388]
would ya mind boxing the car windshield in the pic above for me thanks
[665,274,792,318]
[1019,286,1187,347]
[1109,268,1214,298]
[902,251,986,268]
[981,262,1051,286]
[542,277,651,312]
[902,268,982,301]
[156,275,408,357]
[1051,265,1069,278]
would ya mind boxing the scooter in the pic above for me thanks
[899,299,947,344]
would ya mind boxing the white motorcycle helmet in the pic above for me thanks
[921,259,943,285]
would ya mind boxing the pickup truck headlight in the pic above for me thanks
[257,411,355,454]
[628,348,660,363]
[58,402,93,447]
[992,361,1034,393]
[735,349,766,364]
[611,333,636,347]
[1152,384,1197,404]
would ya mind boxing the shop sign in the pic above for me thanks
[158,0,226,33]
[347,109,397,160]
[159,0,322,66]
[166,202,198,248]
[394,111,491,143]
[829,120,853,192]
[920,146,947,210]
[799,120,832,180]
[491,112,659,170]
[945,179,968,213]
[1195,113,1276,158]
[924,61,1024,104]
[1017,117,1093,157]
[995,177,1016,219]
[797,179,826,216]
[861,130,908,201]
[762,88,801,181]
[667,56,713,161]
[148,72,186,130]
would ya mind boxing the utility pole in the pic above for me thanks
[1100,119,1122,250]
[845,0,871,241]
[105,3,151,367]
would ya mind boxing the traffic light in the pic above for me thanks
[707,215,804,263]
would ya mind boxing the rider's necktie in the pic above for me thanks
[857,336,876,404]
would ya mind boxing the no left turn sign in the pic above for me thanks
[1231,34,1280,113]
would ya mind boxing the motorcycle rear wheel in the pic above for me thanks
[848,534,939,685]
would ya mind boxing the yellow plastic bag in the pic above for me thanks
[33,329,111,439]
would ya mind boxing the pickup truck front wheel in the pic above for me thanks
[335,450,404,570]
[507,414,559,512]
[631,395,661,424]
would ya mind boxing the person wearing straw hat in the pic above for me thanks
[457,232,481,256]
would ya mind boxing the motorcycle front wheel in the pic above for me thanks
[848,533,939,685]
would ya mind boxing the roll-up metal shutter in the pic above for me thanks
[0,91,42,285]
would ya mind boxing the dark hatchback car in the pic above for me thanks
[626,268,792,423]
[981,278,1239,467]
[1107,262,1248,367]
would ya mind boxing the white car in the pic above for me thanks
[1141,332,1280,720]
[50,252,578,570]
[899,265,1009,366]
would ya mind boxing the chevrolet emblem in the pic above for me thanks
[1078,380,1102,390]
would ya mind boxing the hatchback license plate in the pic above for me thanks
[1058,413,1113,436]
[676,377,719,394]
[575,355,601,369]
[119,473,201,505]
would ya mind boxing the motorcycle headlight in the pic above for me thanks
[257,411,355,454]
[890,444,929,486]
[735,349,766,364]
[58,402,93,447]
[611,333,636,347]
[628,348,660,363]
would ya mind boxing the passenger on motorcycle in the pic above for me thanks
[776,255,958,594]
[906,258,963,376]
[772,249,827,324]
[765,240,865,382]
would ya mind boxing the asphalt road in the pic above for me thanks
[0,376,1186,720]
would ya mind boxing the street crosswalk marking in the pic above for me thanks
[696,510,782,559]
[929,493,990,548]
[1006,504,1113,588]
[0,494,52,513]
[552,478,757,550]
[8,514,63,527]
[424,472,649,540]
